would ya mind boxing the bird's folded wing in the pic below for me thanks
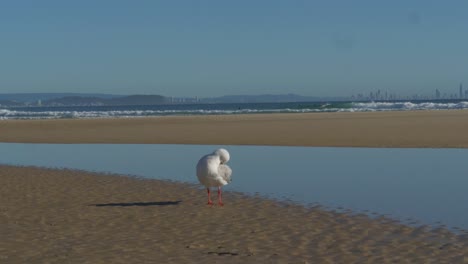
[218,164,232,182]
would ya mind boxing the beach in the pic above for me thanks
[1,165,467,263]
[0,110,468,148]
[2,110,468,263]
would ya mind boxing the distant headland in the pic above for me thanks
[0,93,346,107]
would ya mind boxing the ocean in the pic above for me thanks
[1,100,468,119]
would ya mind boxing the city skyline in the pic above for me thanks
[1,1,468,97]
[352,82,467,101]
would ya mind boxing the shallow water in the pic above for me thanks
[0,143,467,230]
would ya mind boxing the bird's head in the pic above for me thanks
[214,148,230,164]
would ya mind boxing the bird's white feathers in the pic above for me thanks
[214,148,230,164]
[218,164,232,183]
[196,148,232,188]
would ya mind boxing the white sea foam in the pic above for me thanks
[352,101,468,111]
[1,101,468,120]
[0,108,329,120]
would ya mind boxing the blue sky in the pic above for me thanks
[1,1,467,97]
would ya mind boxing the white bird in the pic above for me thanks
[196,148,232,206]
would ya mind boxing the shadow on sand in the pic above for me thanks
[91,201,182,207]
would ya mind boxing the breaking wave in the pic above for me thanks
[1,101,468,120]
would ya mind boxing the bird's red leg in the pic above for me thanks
[217,186,224,206]
[207,188,213,205]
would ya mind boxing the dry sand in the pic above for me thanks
[1,110,468,148]
[1,165,467,263]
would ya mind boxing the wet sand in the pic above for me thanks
[1,110,468,148]
[2,111,468,262]
[1,165,467,263]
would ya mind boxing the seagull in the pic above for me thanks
[196,148,232,206]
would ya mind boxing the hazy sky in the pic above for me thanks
[1,1,467,97]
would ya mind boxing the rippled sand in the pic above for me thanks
[1,165,467,263]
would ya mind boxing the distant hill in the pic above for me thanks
[0,92,349,107]
[0,93,120,103]
[44,95,168,106]
[44,96,108,106]
[0,93,169,107]
[201,94,346,103]
[106,95,168,105]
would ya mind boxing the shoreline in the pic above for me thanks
[1,110,468,148]
[1,165,467,262]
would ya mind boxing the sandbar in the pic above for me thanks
[1,110,468,148]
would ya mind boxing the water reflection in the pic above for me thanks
[0,143,467,229]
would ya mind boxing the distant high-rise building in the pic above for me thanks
[435,89,440,99]
[460,83,463,99]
